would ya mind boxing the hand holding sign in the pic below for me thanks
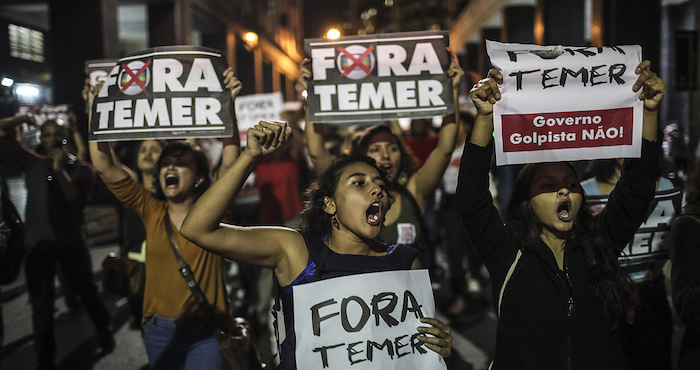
[634,60,666,111]
[223,67,243,101]
[417,317,452,358]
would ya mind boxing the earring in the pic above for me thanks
[331,214,340,230]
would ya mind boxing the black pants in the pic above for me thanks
[24,240,111,366]
[442,194,484,295]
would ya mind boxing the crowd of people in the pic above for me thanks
[1,52,700,370]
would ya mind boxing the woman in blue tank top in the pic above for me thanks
[181,121,453,370]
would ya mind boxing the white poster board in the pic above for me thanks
[485,40,643,165]
[293,269,446,370]
[234,91,284,134]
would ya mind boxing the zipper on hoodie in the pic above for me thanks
[564,262,574,370]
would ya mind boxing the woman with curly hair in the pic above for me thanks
[181,121,453,370]
[457,60,665,370]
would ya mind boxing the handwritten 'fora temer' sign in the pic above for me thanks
[89,45,233,141]
[292,269,447,370]
[305,31,454,123]
[485,40,644,166]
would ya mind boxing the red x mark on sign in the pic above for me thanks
[120,59,152,95]
[337,45,374,77]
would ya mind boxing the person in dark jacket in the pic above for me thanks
[457,60,665,370]
[670,159,700,369]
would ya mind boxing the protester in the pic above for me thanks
[180,121,453,370]
[87,68,241,369]
[457,60,665,369]
[0,114,115,369]
[300,50,463,275]
[582,158,677,369]
[670,160,700,369]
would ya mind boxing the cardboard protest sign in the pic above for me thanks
[586,188,682,270]
[85,59,117,87]
[305,31,453,123]
[89,46,234,141]
[292,269,446,370]
[486,40,643,165]
[234,91,284,138]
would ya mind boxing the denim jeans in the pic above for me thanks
[144,314,223,370]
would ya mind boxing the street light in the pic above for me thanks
[326,28,341,40]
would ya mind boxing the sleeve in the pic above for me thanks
[0,136,40,170]
[670,216,700,331]
[104,175,151,218]
[455,141,516,282]
[599,139,660,249]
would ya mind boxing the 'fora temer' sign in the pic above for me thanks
[89,46,233,141]
[305,31,454,123]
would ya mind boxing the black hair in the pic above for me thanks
[300,154,392,236]
[505,162,629,320]
[586,159,622,183]
[152,142,211,201]
[348,125,415,187]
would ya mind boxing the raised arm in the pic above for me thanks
[181,121,307,285]
[0,113,35,138]
[599,61,665,247]
[299,59,336,174]
[406,50,464,208]
[217,67,242,179]
[86,81,129,184]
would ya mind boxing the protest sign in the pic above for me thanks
[485,40,643,165]
[586,188,682,269]
[17,103,71,148]
[85,59,117,87]
[89,45,233,141]
[234,91,284,136]
[305,31,453,123]
[292,269,446,370]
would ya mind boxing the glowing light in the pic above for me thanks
[244,32,258,42]
[1,78,13,87]
[16,85,39,98]
[326,28,341,40]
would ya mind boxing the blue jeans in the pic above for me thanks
[144,314,223,370]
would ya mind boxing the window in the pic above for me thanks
[9,24,44,63]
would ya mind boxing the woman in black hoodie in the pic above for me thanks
[456,60,665,370]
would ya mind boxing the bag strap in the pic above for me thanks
[497,249,522,317]
[163,212,216,318]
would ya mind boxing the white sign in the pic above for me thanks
[293,269,446,370]
[234,92,284,134]
[486,40,643,165]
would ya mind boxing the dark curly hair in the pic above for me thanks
[152,142,211,201]
[348,125,415,187]
[505,162,630,320]
[300,154,392,236]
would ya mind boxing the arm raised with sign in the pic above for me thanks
[457,61,667,369]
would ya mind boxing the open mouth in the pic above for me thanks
[164,173,179,188]
[557,201,572,222]
[380,163,393,175]
[366,201,381,226]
